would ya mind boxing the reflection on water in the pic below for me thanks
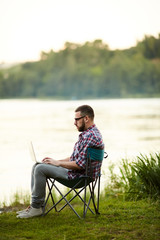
[0,98,160,205]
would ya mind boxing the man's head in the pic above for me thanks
[74,105,94,132]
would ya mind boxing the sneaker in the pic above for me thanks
[16,206,31,215]
[17,206,43,218]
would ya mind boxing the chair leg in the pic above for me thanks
[53,182,81,218]
[58,187,94,215]
[83,179,97,218]
[97,176,101,214]
[44,182,82,218]
[83,180,87,218]
[83,191,92,218]
[88,178,100,215]
[83,180,99,217]
[43,179,57,214]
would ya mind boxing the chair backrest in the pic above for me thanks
[86,147,104,179]
[87,147,104,161]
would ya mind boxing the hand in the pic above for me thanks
[42,157,60,167]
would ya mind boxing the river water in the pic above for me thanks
[0,98,160,205]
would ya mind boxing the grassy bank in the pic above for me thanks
[0,196,160,240]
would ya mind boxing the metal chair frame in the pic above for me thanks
[42,147,106,218]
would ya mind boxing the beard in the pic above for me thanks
[77,120,86,132]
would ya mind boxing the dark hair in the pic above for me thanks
[75,105,94,120]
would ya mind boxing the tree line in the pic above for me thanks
[0,34,160,99]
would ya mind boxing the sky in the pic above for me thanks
[0,0,160,63]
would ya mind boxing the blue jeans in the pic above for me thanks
[31,163,68,208]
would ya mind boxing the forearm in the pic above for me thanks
[58,160,82,170]
[59,157,70,162]
[55,157,82,170]
[42,157,82,170]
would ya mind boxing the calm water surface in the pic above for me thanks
[0,99,160,205]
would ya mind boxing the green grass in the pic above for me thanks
[0,196,160,240]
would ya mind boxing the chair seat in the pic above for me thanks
[55,177,92,188]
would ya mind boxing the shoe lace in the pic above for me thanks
[26,206,31,212]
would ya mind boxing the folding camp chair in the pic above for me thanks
[42,147,107,218]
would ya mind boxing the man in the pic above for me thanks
[17,105,104,218]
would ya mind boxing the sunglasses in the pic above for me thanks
[74,115,86,121]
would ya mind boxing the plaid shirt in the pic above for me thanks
[68,124,104,179]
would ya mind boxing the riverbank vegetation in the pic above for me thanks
[0,34,160,99]
[104,152,160,201]
[0,152,160,239]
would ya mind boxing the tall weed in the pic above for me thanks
[120,153,160,200]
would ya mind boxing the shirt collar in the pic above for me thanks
[79,124,95,137]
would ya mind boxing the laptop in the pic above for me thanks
[29,141,41,163]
